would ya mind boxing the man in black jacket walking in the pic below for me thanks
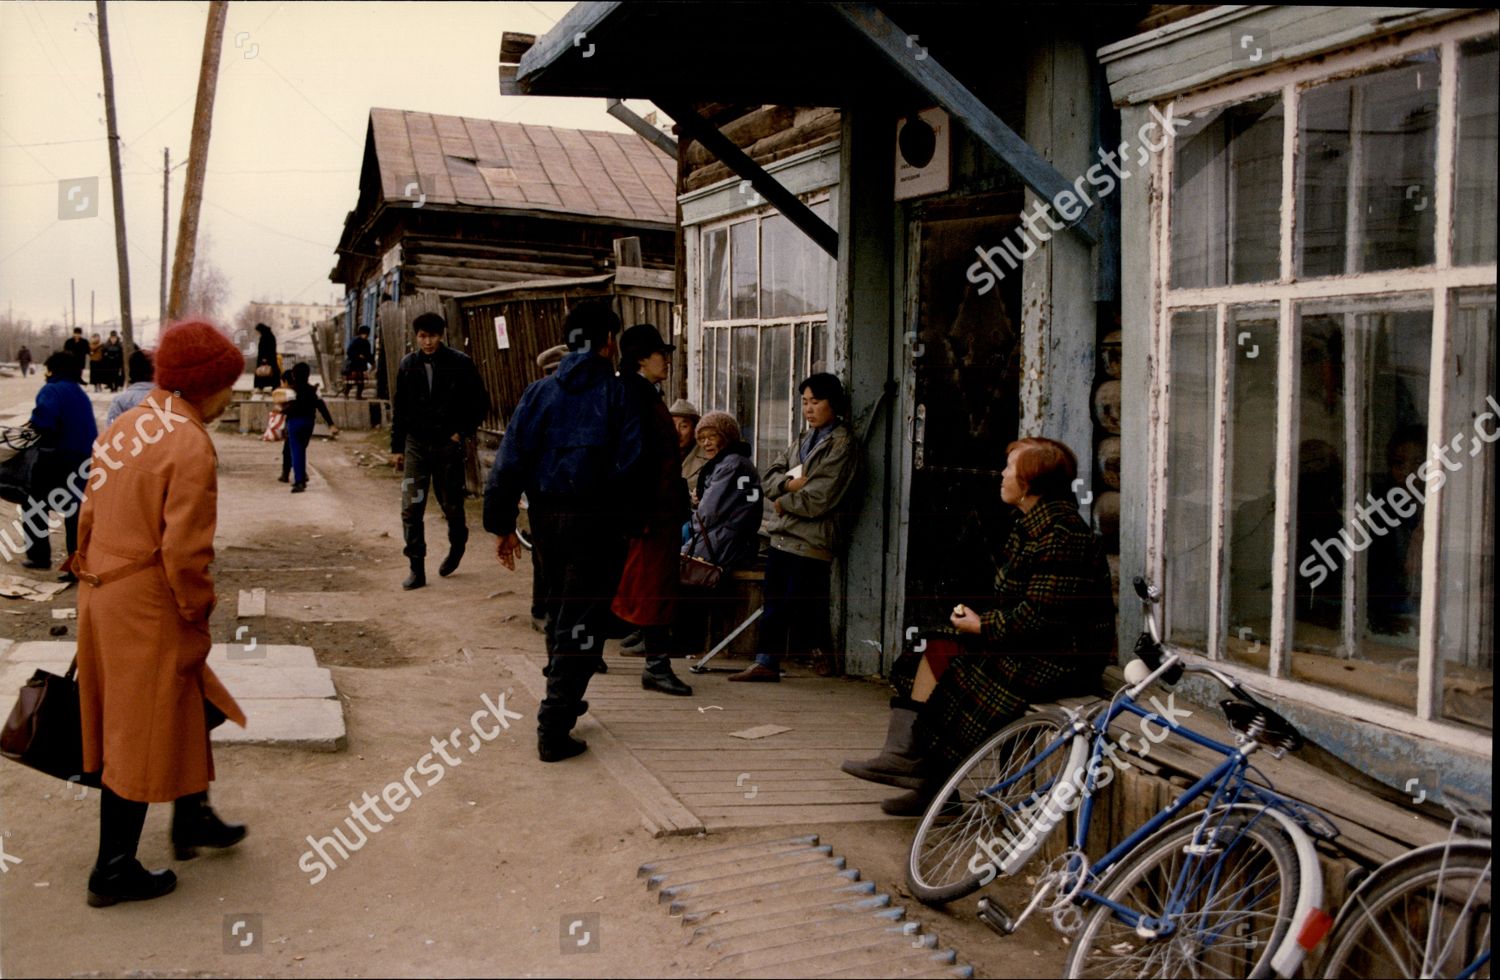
[391,312,488,589]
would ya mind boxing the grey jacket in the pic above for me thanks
[762,421,861,561]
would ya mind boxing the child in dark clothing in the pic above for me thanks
[282,362,338,492]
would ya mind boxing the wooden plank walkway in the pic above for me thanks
[512,647,905,836]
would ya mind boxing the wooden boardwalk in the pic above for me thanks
[515,647,905,835]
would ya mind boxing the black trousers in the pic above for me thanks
[530,505,625,738]
[754,546,832,669]
[25,454,87,567]
[401,438,468,560]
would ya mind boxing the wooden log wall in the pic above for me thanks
[681,106,841,193]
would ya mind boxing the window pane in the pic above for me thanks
[757,325,792,465]
[1166,309,1214,648]
[731,221,757,319]
[703,227,729,322]
[713,327,729,411]
[806,201,832,313]
[760,211,832,318]
[1438,289,1495,731]
[1171,96,1283,288]
[731,326,757,453]
[1224,307,1279,668]
[701,327,717,410]
[1291,295,1431,711]
[810,322,827,374]
[1298,53,1439,277]
[1456,36,1498,266]
[794,322,808,385]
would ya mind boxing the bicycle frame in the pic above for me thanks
[981,683,1271,882]
[973,663,1331,977]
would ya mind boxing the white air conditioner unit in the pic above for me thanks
[894,107,950,202]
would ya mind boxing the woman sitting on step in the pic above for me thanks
[841,437,1116,815]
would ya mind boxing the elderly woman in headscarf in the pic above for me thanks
[841,437,1115,815]
[684,411,762,571]
[73,320,249,907]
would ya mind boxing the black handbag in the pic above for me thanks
[0,435,41,506]
[680,518,725,591]
[0,658,100,786]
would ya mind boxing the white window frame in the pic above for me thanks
[1148,12,1498,752]
[688,195,835,463]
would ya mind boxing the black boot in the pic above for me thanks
[438,543,465,577]
[87,855,177,907]
[841,698,926,789]
[538,732,588,762]
[171,790,247,860]
[880,761,961,817]
[402,557,426,590]
[90,788,175,908]
[642,664,693,696]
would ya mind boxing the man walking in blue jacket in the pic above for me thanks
[484,302,642,762]
[22,352,98,578]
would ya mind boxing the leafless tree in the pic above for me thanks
[181,231,232,325]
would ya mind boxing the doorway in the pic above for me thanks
[900,201,1025,633]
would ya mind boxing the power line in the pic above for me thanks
[203,198,333,249]
[0,136,108,148]
[0,221,59,266]
[256,55,362,145]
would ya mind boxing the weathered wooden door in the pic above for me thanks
[901,206,1024,631]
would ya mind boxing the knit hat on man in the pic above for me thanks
[155,320,245,401]
[696,411,741,445]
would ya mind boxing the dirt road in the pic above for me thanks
[0,412,1066,977]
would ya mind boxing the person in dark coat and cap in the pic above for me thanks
[484,302,642,761]
[611,324,693,697]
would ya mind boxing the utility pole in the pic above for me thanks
[91,290,95,330]
[95,0,134,359]
[161,147,170,329]
[71,279,76,329]
[167,0,228,324]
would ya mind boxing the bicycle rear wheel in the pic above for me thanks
[906,705,1074,905]
[1064,808,1300,979]
[1318,840,1491,979]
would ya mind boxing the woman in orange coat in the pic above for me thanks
[74,320,249,907]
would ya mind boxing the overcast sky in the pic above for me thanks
[0,1,638,342]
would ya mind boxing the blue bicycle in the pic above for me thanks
[905,577,1339,978]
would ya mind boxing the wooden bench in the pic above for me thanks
[688,561,766,673]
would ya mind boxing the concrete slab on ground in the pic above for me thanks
[0,639,343,751]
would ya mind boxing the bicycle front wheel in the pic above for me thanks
[1318,840,1491,979]
[906,705,1075,905]
[1065,808,1300,979]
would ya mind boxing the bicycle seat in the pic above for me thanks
[1220,699,1303,752]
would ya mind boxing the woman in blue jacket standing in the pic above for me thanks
[22,352,98,579]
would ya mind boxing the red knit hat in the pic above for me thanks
[155,320,244,401]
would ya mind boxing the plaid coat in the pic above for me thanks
[895,497,1116,769]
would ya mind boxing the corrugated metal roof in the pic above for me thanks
[367,107,676,225]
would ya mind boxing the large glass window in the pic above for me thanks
[1172,96,1283,288]
[1456,37,1498,266]
[1157,27,1496,733]
[1297,53,1439,277]
[697,198,834,463]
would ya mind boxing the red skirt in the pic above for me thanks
[610,527,680,626]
